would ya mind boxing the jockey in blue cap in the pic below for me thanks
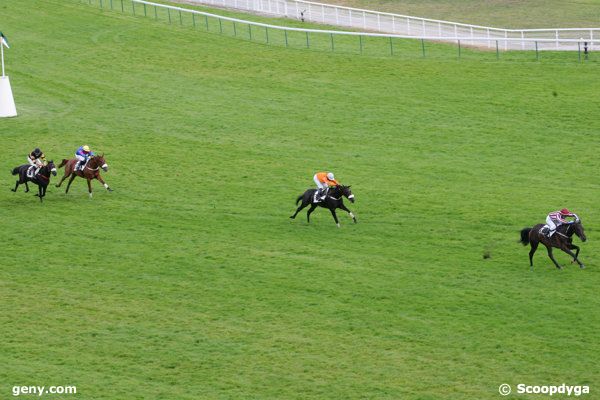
[75,145,94,172]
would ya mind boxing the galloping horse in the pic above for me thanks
[290,185,356,227]
[55,154,113,198]
[520,217,587,269]
[11,161,57,202]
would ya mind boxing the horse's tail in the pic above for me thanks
[11,167,19,175]
[520,228,532,246]
[296,194,304,205]
[58,159,68,168]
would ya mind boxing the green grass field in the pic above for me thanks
[1,1,600,399]
[321,0,600,28]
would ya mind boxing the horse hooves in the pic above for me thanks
[11,189,15,192]
[289,216,295,219]
[580,265,586,269]
[336,224,341,228]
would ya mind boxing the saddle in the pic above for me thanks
[26,166,37,178]
[313,188,329,203]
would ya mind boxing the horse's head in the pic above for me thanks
[572,216,587,242]
[47,160,57,176]
[93,153,108,172]
[339,185,355,203]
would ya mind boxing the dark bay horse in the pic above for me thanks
[56,154,113,198]
[290,185,356,227]
[11,161,57,202]
[520,218,587,269]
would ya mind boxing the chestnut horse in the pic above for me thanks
[520,217,587,269]
[55,154,113,198]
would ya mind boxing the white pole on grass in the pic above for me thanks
[0,31,17,118]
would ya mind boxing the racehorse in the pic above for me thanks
[11,161,57,202]
[290,185,356,227]
[55,154,113,198]
[520,217,587,269]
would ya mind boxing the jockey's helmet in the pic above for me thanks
[327,172,335,180]
[33,148,42,156]
[83,145,90,152]
[560,208,571,215]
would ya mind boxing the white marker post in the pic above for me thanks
[0,31,17,118]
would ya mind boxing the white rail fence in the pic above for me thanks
[183,0,599,51]
[87,0,599,57]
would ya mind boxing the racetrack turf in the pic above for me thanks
[1,1,599,399]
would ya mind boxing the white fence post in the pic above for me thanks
[407,17,410,34]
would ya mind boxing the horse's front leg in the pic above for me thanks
[87,178,93,198]
[12,180,20,192]
[562,246,584,269]
[338,203,357,223]
[37,184,43,202]
[24,181,30,193]
[96,174,113,192]
[569,244,580,264]
[329,209,340,228]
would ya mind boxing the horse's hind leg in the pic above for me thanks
[290,201,309,219]
[65,175,76,194]
[306,204,317,223]
[56,173,68,188]
[545,247,562,270]
[87,179,93,198]
[528,241,538,268]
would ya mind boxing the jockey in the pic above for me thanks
[27,147,46,176]
[545,208,576,237]
[313,171,339,202]
[75,145,94,171]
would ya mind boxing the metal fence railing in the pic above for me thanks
[84,0,599,61]
[183,0,599,51]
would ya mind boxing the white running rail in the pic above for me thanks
[180,0,599,50]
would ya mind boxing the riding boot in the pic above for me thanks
[321,187,328,200]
